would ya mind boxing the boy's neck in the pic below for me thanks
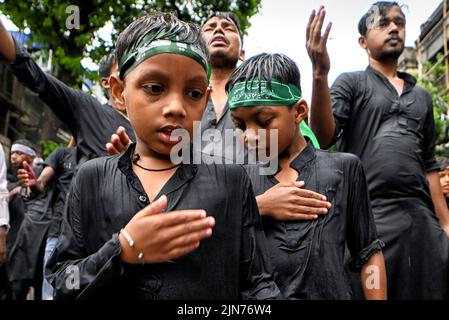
[278,133,308,168]
[134,142,174,169]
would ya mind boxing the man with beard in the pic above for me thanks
[307,3,449,299]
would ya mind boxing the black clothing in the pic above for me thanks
[330,66,449,299]
[198,100,246,163]
[6,182,24,254]
[46,144,280,300]
[245,143,384,299]
[44,147,76,237]
[8,38,136,166]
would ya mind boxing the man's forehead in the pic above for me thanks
[203,16,237,27]
[380,5,405,18]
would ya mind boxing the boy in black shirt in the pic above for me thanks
[226,53,387,299]
[46,12,279,300]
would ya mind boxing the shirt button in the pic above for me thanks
[138,195,147,203]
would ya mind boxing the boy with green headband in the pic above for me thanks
[226,53,387,299]
[46,12,280,300]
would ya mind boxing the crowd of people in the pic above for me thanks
[0,1,449,300]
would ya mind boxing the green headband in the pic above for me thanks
[228,78,302,109]
[119,32,209,79]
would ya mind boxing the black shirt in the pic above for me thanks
[8,38,136,165]
[245,143,383,299]
[46,144,280,300]
[330,66,449,299]
[44,147,76,237]
[198,99,247,163]
[331,66,439,203]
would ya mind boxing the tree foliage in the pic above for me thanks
[0,0,261,86]
[417,52,449,156]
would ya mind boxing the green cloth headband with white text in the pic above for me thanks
[227,78,302,109]
[119,31,209,80]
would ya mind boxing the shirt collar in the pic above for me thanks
[289,138,317,172]
[118,143,198,199]
[366,65,417,92]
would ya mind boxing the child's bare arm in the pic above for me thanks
[361,251,387,300]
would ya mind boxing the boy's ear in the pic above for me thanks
[293,99,309,124]
[109,75,126,112]
[101,77,110,90]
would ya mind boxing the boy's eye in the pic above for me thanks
[187,90,204,100]
[258,118,273,128]
[143,84,164,94]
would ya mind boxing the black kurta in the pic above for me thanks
[44,147,76,238]
[198,99,247,163]
[7,167,53,282]
[245,143,384,299]
[8,38,136,166]
[46,144,280,300]
[330,66,449,299]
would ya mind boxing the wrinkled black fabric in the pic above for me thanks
[44,147,76,237]
[7,38,136,166]
[6,182,24,254]
[245,143,383,299]
[46,144,280,300]
[198,100,247,163]
[8,168,53,281]
[330,66,449,299]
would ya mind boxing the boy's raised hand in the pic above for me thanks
[106,126,132,155]
[306,6,332,77]
[17,161,37,188]
[119,195,215,264]
[256,181,332,221]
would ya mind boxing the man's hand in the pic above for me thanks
[119,195,215,264]
[106,126,132,155]
[17,161,37,188]
[306,6,332,77]
[256,181,332,221]
[0,227,7,264]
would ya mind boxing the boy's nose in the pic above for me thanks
[163,96,187,118]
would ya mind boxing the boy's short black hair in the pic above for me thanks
[203,12,244,46]
[12,139,37,154]
[116,12,209,75]
[358,1,404,36]
[98,50,117,79]
[226,53,301,94]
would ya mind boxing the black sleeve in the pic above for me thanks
[8,37,99,135]
[330,73,357,144]
[421,91,440,173]
[345,156,385,272]
[45,165,124,300]
[44,148,63,171]
[238,168,281,300]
